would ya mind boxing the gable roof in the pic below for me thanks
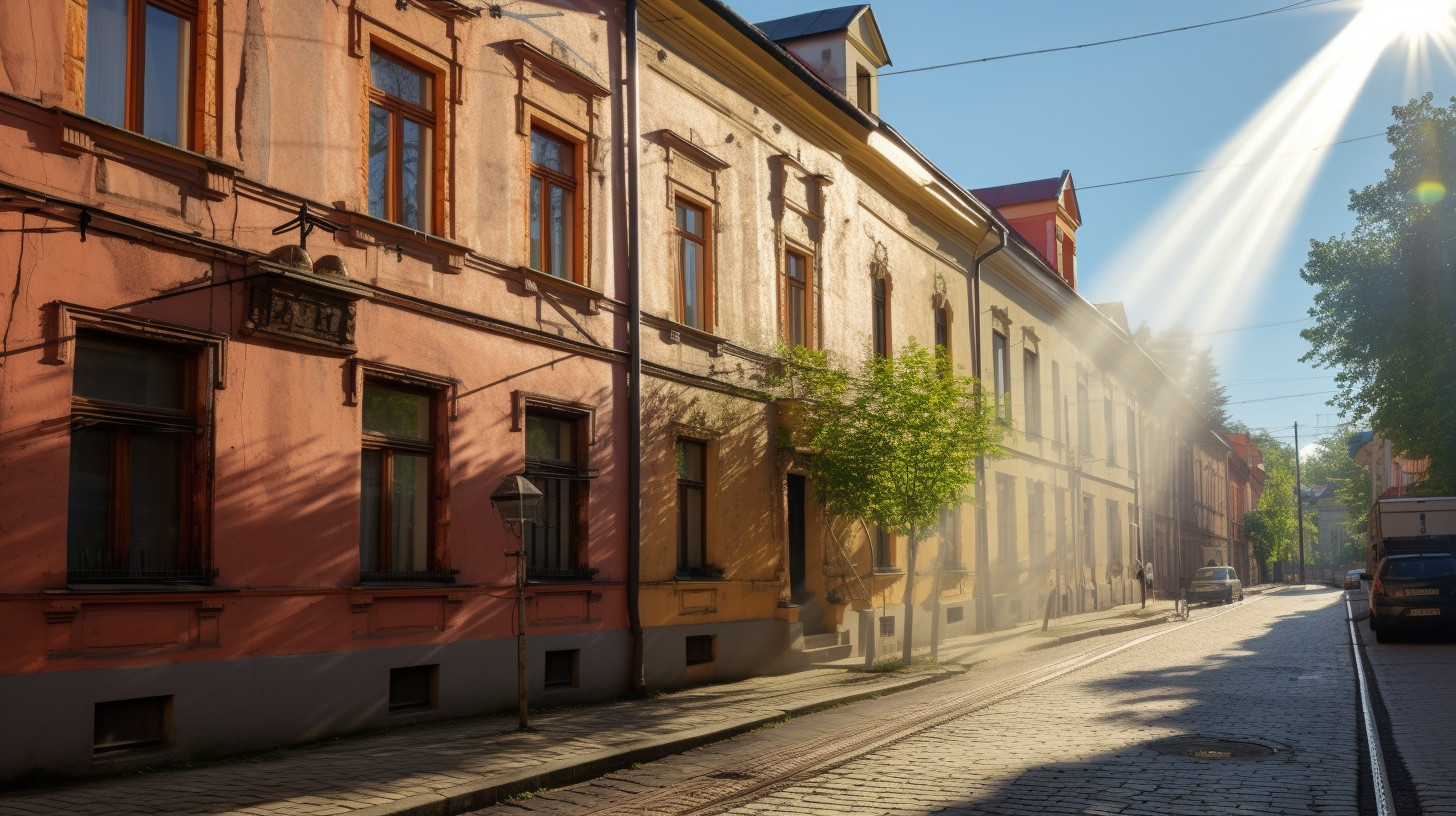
[754,4,891,66]
[971,170,1081,226]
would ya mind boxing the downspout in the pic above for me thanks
[625,0,645,693]
[970,224,1005,633]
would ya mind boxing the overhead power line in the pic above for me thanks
[881,0,1336,78]
[1160,317,1316,337]
[1226,389,1338,405]
[1080,132,1385,191]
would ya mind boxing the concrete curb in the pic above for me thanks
[1025,613,1173,651]
[352,668,964,816]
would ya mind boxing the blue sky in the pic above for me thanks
[721,0,1456,453]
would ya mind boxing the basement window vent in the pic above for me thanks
[94,696,171,757]
[879,616,896,637]
[545,649,579,689]
[686,634,715,666]
[946,606,964,624]
[389,665,438,714]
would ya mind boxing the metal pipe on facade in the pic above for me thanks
[970,225,1006,633]
[624,0,646,694]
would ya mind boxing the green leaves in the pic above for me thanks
[774,341,1002,536]
[1300,93,1456,495]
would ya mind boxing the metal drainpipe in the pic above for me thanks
[970,225,1005,633]
[625,0,645,693]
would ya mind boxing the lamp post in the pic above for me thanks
[490,474,543,731]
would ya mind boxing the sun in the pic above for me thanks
[1361,0,1456,42]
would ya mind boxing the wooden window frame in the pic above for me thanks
[360,378,450,582]
[1103,396,1117,465]
[81,0,202,150]
[934,302,952,363]
[524,407,591,580]
[527,123,584,283]
[673,196,714,332]
[783,245,816,349]
[996,474,1017,565]
[368,45,438,232]
[871,275,890,358]
[1023,348,1042,438]
[991,330,1010,422]
[676,437,709,574]
[67,330,214,585]
[873,527,895,570]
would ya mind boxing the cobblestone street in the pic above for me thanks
[484,588,1360,815]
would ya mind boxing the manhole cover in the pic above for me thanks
[1146,736,1279,760]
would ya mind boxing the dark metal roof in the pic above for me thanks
[754,4,870,42]
[971,176,1066,207]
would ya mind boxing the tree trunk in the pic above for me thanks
[901,531,919,664]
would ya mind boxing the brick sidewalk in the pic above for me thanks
[0,596,1221,816]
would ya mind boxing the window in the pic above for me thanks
[1082,495,1096,567]
[873,527,894,570]
[677,438,707,573]
[879,616,895,637]
[855,65,873,113]
[941,506,961,568]
[1126,407,1139,474]
[85,0,196,148]
[368,48,435,231]
[388,665,437,713]
[1027,481,1046,565]
[94,696,171,756]
[1051,361,1063,446]
[1106,500,1123,568]
[67,335,207,583]
[784,247,815,348]
[544,650,579,689]
[1076,375,1091,455]
[934,304,950,360]
[872,277,889,357]
[996,474,1016,565]
[361,382,440,580]
[991,331,1010,421]
[685,635,715,666]
[1023,349,1041,437]
[525,410,588,578]
[675,199,712,330]
[529,127,579,280]
[1104,397,1117,465]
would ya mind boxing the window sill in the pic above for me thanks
[871,567,905,576]
[56,583,239,595]
[675,568,726,581]
[527,567,600,583]
[360,571,458,585]
[515,266,603,314]
[51,106,240,200]
[328,209,470,274]
[642,313,727,357]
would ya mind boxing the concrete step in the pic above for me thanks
[802,631,848,650]
[804,643,854,664]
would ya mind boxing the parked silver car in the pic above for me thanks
[1188,566,1243,604]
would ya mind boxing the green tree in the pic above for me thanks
[1300,425,1372,563]
[1142,332,1232,432]
[1300,93,1456,495]
[1245,431,1299,576]
[776,340,1002,664]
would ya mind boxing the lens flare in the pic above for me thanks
[1414,179,1447,202]
[1363,0,1456,41]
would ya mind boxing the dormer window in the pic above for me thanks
[755,5,891,117]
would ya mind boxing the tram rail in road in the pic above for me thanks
[559,598,1269,816]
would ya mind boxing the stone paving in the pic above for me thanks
[0,602,1176,816]
[477,588,1359,816]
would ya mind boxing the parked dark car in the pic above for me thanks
[1344,569,1365,590]
[1366,552,1456,643]
[1187,566,1243,604]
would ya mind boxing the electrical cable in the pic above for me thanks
[881,0,1336,77]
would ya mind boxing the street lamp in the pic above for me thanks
[490,473,543,730]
